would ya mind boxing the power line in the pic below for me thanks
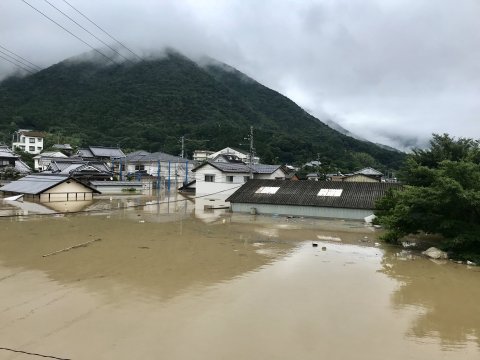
[0,49,38,72]
[61,0,142,61]
[42,0,132,64]
[0,44,41,70]
[20,0,119,65]
[0,54,34,74]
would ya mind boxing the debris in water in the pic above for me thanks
[321,246,327,251]
[374,242,380,247]
[312,243,318,247]
[43,238,102,257]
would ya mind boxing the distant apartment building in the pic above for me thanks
[12,129,45,155]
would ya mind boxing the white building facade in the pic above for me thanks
[193,162,287,196]
[12,130,45,155]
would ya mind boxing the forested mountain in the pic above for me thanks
[0,50,404,171]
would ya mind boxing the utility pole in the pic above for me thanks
[245,126,255,179]
[180,135,185,159]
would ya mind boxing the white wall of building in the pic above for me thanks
[13,134,44,155]
[194,164,286,196]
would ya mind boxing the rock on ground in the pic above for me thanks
[422,247,448,260]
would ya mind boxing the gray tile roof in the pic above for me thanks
[0,147,18,159]
[89,146,125,158]
[125,150,190,163]
[1,175,70,195]
[90,181,143,186]
[226,179,402,210]
[193,161,282,174]
[47,160,111,175]
[0,145,31,173]
[77,148,94,158]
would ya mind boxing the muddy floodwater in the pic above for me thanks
[0,195,479,359]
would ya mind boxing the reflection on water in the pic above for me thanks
[0,201,479,359]
[381,248,480,350]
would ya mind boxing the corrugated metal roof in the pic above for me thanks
[226,179,402,210]
[0,175,70,194]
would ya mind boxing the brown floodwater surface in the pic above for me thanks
[0,207,479,359]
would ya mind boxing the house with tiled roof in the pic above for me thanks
[207,147,260,164]
[124,150,197,188]
[0,174,100,202]
[0,145,31,176]
[192,158,289,195]
[226,179,401,220]
[12,129,46,154]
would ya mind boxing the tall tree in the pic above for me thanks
[375,134,480,261]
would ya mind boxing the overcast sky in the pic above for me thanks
[1,0,479,149]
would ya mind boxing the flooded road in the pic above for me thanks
[0,197,479,359]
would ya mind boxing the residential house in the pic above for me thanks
[44,158,112,182]
[226,179,402,220]
[328,167,383,182]
[12,129,45,154]
[124,150,197,187]
[0,174,100,202]
[33,151,68,171]
[0,145,31,175]
[193,159,288,196]
[52,143,74,156]
[207,147,260,164]
[76,146,126,175]
[193,150,214,162]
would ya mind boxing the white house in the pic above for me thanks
[33,151,68,171]
[193,150,214,162]
[207,147,260,164]
[12,129,45,155]
[192,161,288,196]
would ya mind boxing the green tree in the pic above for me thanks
[375,134,480,261]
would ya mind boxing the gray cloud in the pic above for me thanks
[1,0,479,149]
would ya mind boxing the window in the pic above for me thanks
[244,176,250,182]
[29,138,35,143]
[20,145,25,150]
[205,174,215,182]
[135,165,145,171]
[37,138,43,142]
[255,186,280,194]
[226,176,234,183]
[20,137,25,143]
[29,146,35,152]
[37,147,42,151]
[317,189,343,197]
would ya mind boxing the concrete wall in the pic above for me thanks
[231,202,373,220]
